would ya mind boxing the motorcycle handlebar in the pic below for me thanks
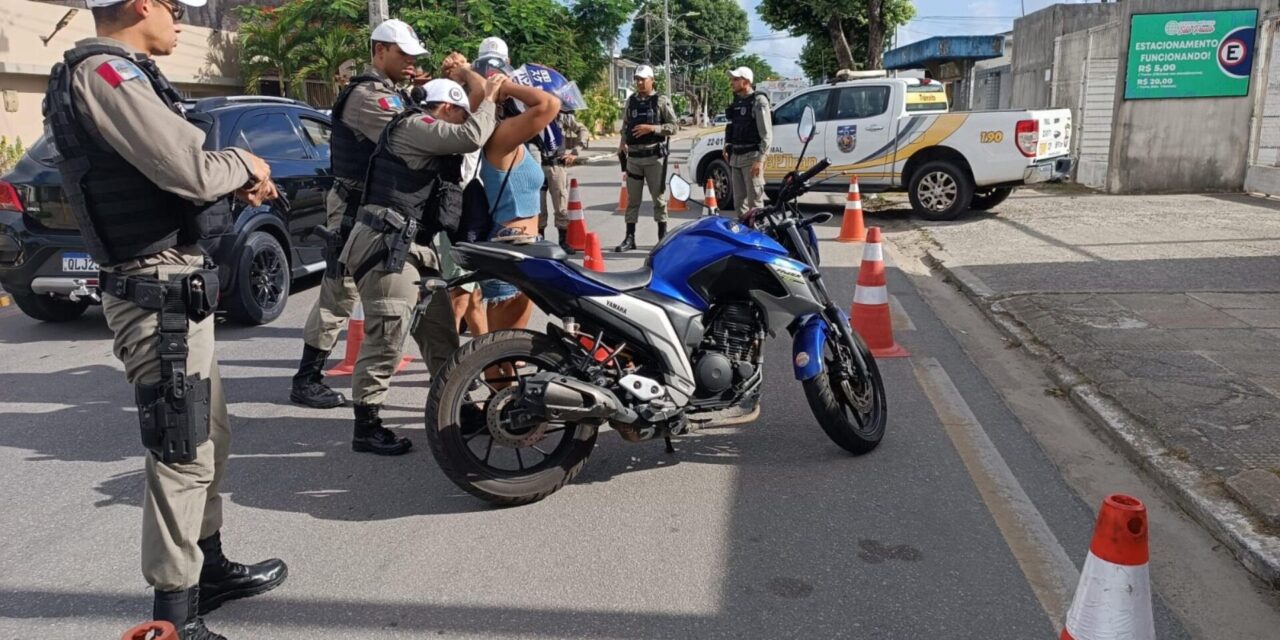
[796,159,831,185]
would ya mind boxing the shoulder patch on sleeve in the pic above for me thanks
[94,59,143,88]
[420,114,436,124]
[377,95,404,112]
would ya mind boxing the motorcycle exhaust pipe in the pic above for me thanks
[519,373,640,426]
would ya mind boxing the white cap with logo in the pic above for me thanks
[86,0,207,6]
[422,79,471,113]
[370,19,428,57]
[478,37,510,61]
[634,65,655,80]
[728,66,754,83]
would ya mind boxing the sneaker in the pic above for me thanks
[493,227,537,245]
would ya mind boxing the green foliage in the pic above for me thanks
[622,0,749,68]
[580,84,622,135]
[760,0,915,79]
[0,136,25,176]
[235,0,366,99]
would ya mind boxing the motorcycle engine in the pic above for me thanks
[693,303,759,396]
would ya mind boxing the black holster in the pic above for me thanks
[359,209,418,274]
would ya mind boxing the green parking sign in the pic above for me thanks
[1125,9,1258,100]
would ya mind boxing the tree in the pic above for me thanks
[759,0,914,73]
[622,0,749,68]
[236,0,365,99]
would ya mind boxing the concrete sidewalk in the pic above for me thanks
[900,187,1280,588]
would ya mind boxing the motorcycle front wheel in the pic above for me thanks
[801,329,887,454]
[425,330,599,505]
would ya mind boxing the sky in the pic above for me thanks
[620,0,1099,79]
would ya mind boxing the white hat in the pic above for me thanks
[478,37,509,61]
[422,79,470,113]
[371,19,427,57]
[634,65,655,80]
[729,66,754,83]
[86,0,206,6]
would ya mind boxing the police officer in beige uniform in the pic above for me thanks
[615,64,678,252]
[289,19,429,409]
[538,108,587,253]
[339,58,504,455]
[44,0,286,637]
[723,66,772,217]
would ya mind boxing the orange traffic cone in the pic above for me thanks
[1061,494,1155,640]
[583,232,605,272]
[566,178,588,251]
[122,621,177,640]
[616,172,629,212]
[326,302,413,376]
[850,227,908,358]
[668,163,689,212]
[836,175,866,243]
[704,179,719,210]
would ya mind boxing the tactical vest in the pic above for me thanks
[43,44,225,267]
[329,74,386,182]
[624,93,663,146]
[362,108,464,239]
[725,91,765,149]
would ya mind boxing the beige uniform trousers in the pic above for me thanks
[539,164,570,231]
[301,189,361,351]
[101,246,226,592]
[340,208,459,406]
[624,153,668,224]
[729,151,767,217]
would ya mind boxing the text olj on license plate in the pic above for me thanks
[62,252,98,273]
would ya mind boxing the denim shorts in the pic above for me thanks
[480,278,521,304]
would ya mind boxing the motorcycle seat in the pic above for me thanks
[470,240,567,261]
[565,261,652,291]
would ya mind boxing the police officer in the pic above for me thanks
[288,19,429,409]
[339,57,504,456]
[723,66,772,217]
[44,1,286,637]
[616,64,677,252]
[539,107,588,254]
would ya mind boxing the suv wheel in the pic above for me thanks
[222,231,289,325]
[11,292,90,323]
[908,161,974,222]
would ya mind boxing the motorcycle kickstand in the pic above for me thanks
[664,436,675,454]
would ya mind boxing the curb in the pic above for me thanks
[921,247,1280,590]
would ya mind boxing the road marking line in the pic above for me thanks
[912,357,1079,631]
[889,294,916,331]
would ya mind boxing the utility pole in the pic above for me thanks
[664,0,672,95]
[369,0,388,28]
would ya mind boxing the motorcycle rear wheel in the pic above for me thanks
[425,330,598,505]
[802,330,887,454]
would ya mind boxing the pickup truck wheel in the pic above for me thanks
[11,292,90,323]
[908,161,974,221]
[970,187,1014,211]
[222,231,289,325]
[707,159,734,211]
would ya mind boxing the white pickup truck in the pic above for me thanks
[681,77,1074,220]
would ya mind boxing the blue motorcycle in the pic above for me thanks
[427,107,886,504]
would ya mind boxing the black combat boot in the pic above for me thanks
[154,587,225,640]
[352,403,412,455]
[197,531,288,615]
[558,228,578,256]
[615,223,637,252]
[289,344,346,409]
[657,222,668,241]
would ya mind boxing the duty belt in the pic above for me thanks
[729,143,763,154]
[626,145,665,159]
[99,267,219,323]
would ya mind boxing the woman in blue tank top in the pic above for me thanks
[478,79,561,332]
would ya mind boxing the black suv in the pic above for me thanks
[0,96,335,324]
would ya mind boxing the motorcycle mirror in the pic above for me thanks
[668,174,692,203]
[798,105,816,143]
[808,211,834,225]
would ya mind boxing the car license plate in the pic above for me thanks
[62,252,99,273]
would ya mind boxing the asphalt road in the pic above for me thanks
[1,143,1277,638]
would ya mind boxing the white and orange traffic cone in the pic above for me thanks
[1061,494,1155,640]
[326,302,413,376]
[566,178,588,251]
[850,227,908,358]
[668,163,689,212]
[836,175,866,243]
[704,179,719,210]
[583,232,605,272]
[616,172,629,212]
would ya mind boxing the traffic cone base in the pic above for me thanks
[837,175,866,243]
[1061,494,1155,640]
[849,227,908,358]
[584,232,605,272]
[668,163,689,212]
[326,303,415,377]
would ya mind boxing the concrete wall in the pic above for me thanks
[1108,0,1280,194]
[1011,3,1123,109]
[0,0,241,143]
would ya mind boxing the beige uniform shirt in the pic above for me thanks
[727,93,773,168]
[334,66,408,193]
[559,112,588,154]
[68,37,252,206]
[624,93,678,152]
[385,101,499,170]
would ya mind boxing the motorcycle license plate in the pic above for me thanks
[62,252,99,273]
